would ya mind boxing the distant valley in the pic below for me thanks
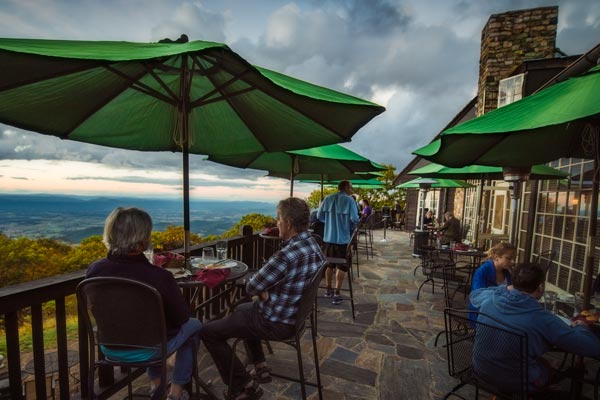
[0,194,276,243]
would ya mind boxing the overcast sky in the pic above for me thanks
[1,0,599,201]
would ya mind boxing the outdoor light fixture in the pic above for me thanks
[502,166,532,182]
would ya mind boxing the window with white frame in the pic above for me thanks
[498,73,524,108]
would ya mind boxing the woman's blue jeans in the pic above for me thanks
[147,318,202,386]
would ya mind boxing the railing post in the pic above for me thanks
[239,225,254,267]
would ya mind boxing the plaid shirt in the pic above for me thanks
[247,230,325,325]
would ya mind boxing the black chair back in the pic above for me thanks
[444,308,528,400]
[294,261,327,334]
[77,277,170,399]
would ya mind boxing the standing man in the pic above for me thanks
[317,180,359,305]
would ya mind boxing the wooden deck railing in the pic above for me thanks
[0,226,275,399]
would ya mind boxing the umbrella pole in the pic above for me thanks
[583,157,599,308]
[508,182,521,245]
[473,178,483,247]
[183,148,190,261]
[320,174,324,202]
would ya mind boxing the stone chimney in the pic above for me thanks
[477,6,558,116]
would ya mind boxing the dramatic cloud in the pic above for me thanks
[0,0,598,200]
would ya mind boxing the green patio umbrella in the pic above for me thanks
[0,37,384,258]
[408,163,570,181]
[397,178,474,189]
[307,178,385,188]
[412,65,600,305]
[208,144,385,196]
[412,65,600,167]
[408,163,569,245]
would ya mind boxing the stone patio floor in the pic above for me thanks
[125,228,475,400]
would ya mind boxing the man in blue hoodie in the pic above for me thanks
[470,262,600,393]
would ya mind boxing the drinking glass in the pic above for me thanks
[202,247,215,263]
[216,240,228,260]
[143,244,154,264]
[544,291,557,312]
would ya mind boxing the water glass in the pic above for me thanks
[544,291,557,312]
[216,240,227,260]
[202,247,215,262]
[143,244,154,264]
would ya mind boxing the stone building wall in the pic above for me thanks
[477,6,558,116]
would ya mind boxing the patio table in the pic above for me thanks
[175,261,248,321]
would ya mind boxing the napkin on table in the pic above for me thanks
[194,268,231,288]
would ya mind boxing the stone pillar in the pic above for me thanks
[477,6,558,116]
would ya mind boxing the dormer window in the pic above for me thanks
[498,73,524,107]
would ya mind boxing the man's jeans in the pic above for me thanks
[200,302,294,392]
[147,318,202,386]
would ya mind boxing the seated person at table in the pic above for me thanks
[87,207,201,400]
[200,197,325,400]
[438,211,461,244]
[468,242,516,320]
[470,262,600,394]
[360,198,372,222]
[422,210,434,228]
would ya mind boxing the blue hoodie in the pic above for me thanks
[470,286,600,391]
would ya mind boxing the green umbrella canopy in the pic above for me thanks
[0,37,385,154]
[397,177,474,189]
[0,37,384,258]
[413,65,600,167]
[208,144,385,176]
[408,163,569,181]
[269,171,383,181]
[301,178,384,188]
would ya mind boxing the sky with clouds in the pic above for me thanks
[1,0,599,201]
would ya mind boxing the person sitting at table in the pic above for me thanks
[422,209,434,228]
[360,198,372,222]
[468,242,516,320]
[470,262,600,394]
[438,211,461,244]
[87,207,201,400]
[200,197,325,400]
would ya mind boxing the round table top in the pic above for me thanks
[23,349,79,375]
[176,260,248,288]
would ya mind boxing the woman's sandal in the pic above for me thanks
[249,365,272,383]
[224,380,264,400]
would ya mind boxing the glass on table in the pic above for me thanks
[544,291,558,312]
[216,240,228,260]
[202,247,215,263]
[143,244,154,264]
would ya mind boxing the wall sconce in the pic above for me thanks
[572,197,579,206]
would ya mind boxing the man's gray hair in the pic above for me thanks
[103,207,152,256]
[277,197,310,232]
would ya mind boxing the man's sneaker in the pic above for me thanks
[331,295,343,305]
[324,287,334,297]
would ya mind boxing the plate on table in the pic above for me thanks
[196,260,238,270]
[166,268,187,277]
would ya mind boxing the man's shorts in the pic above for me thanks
[322,242,349,272]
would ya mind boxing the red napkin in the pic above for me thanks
[194,268,231,288]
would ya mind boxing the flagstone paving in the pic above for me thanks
[127,229,480,399]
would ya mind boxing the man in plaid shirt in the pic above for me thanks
[200,197,325,400]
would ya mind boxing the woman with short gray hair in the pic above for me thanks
[88,207,200,400]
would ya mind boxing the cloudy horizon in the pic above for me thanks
[1,0,599,201]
